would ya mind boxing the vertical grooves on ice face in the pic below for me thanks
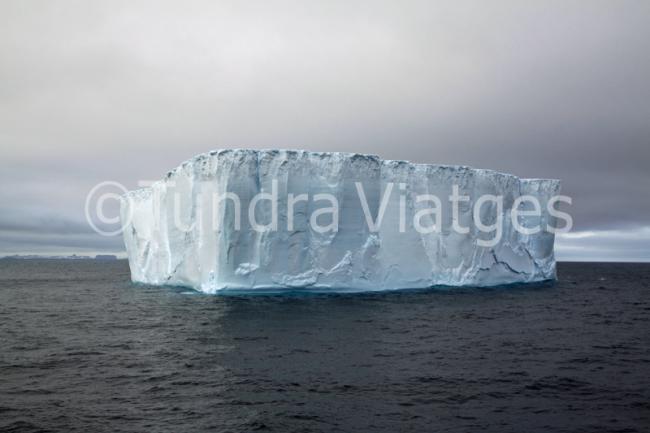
[121,149,559,292]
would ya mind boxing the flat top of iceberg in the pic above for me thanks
[125,148,559,198]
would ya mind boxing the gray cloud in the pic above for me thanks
[557,227,650,262]
[1,0,649,259]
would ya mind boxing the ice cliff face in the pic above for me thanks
[121,149,560,293]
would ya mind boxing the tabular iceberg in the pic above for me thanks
[121,149,560,293]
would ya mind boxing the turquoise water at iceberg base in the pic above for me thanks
[0,260,649,432]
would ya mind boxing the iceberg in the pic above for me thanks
[121,149,560,293]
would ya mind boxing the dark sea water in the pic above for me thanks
[0,260,649,433]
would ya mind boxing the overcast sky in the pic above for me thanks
[1,0,649,260]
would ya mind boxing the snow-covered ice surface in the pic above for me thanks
[121,149,560,293]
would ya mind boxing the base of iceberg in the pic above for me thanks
[120,149,560,293]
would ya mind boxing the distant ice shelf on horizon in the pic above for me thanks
[120,149,560,293]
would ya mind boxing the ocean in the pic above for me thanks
[0,260,648,432]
